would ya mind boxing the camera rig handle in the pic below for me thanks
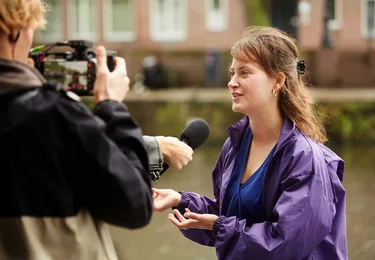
[66,40,93,60]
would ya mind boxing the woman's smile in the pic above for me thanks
[231,91,243,101]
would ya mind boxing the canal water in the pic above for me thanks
[108,143,375,260]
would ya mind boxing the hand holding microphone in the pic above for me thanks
[155,136,193,170]
[156,119,210,179]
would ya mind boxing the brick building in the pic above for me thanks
[298,0,375,87]
[34,0,248,88]
[34,0,375,88]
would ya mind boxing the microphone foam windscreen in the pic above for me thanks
[180,119,210,150]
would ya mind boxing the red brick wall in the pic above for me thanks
[298,0,374,51]
[134,0,247,51]
[308,50,375,87]
[94,0,247,86]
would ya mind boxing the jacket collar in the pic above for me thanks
[0,58,45,95]
[227,116,298,153]
[227,116,249,152]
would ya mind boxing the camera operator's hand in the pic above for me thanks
[155,136,193,169]
[93,46,129,103]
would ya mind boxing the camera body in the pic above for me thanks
[31,40,116,96]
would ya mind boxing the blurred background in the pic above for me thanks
[34,0,375,259]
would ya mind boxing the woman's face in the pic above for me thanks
[228,57,276,116]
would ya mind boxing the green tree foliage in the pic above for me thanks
[244,0,270,26]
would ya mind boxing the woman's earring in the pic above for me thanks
[272,89,277,97]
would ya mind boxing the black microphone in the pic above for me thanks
[152,119,210,180]
[179,119,210,149]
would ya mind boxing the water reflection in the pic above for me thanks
[109,144,375,260]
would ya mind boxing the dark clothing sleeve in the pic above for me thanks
[142,135,164,180]
[57,98,152,229]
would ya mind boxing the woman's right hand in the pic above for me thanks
[152,188,182,212]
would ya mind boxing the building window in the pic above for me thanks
[68,0,98,40]
[363,0,375,38]
[205,0,228,32]
[35,0,63,42]
[104,0,135,41]
[150,0,187,41]
[327,0,343,31]
[298,0,312,26]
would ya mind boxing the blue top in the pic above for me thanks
[221,127,276,223]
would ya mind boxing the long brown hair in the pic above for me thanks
[231,26,327,143]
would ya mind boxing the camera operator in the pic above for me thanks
[0,1,192,259]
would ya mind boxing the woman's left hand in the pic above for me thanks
[168,208,219,231]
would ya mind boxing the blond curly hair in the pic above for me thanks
[0,0,47,35]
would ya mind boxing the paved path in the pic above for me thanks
[82,87,375,103]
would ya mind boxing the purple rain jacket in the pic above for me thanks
[174,116,347,260]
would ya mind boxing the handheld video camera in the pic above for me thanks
[30,40,116,96]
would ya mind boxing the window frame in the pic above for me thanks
[362,0,375,39]
[68,0,99,41]
[34,0,64,42]
[204,0,229,32]
[103,0,136,42]
[149,0,187,42]
[327,0,343,31]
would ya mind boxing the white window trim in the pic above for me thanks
[35,1,64,42]
[361,0,375,39]
[68,0,99,41]
[149,0,187,42]
[204,0,229,32]
[327,0,343,31]
[103,0,136,42]
[298,0,312,26]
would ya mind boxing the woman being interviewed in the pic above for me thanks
[152,26,347,260]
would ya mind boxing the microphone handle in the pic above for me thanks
[158,162,169,177]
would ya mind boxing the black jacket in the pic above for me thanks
[0,58,152,259]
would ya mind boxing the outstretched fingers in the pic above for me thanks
[183,208,201,220]
[174,209,186,222]
[168,209,199,230]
